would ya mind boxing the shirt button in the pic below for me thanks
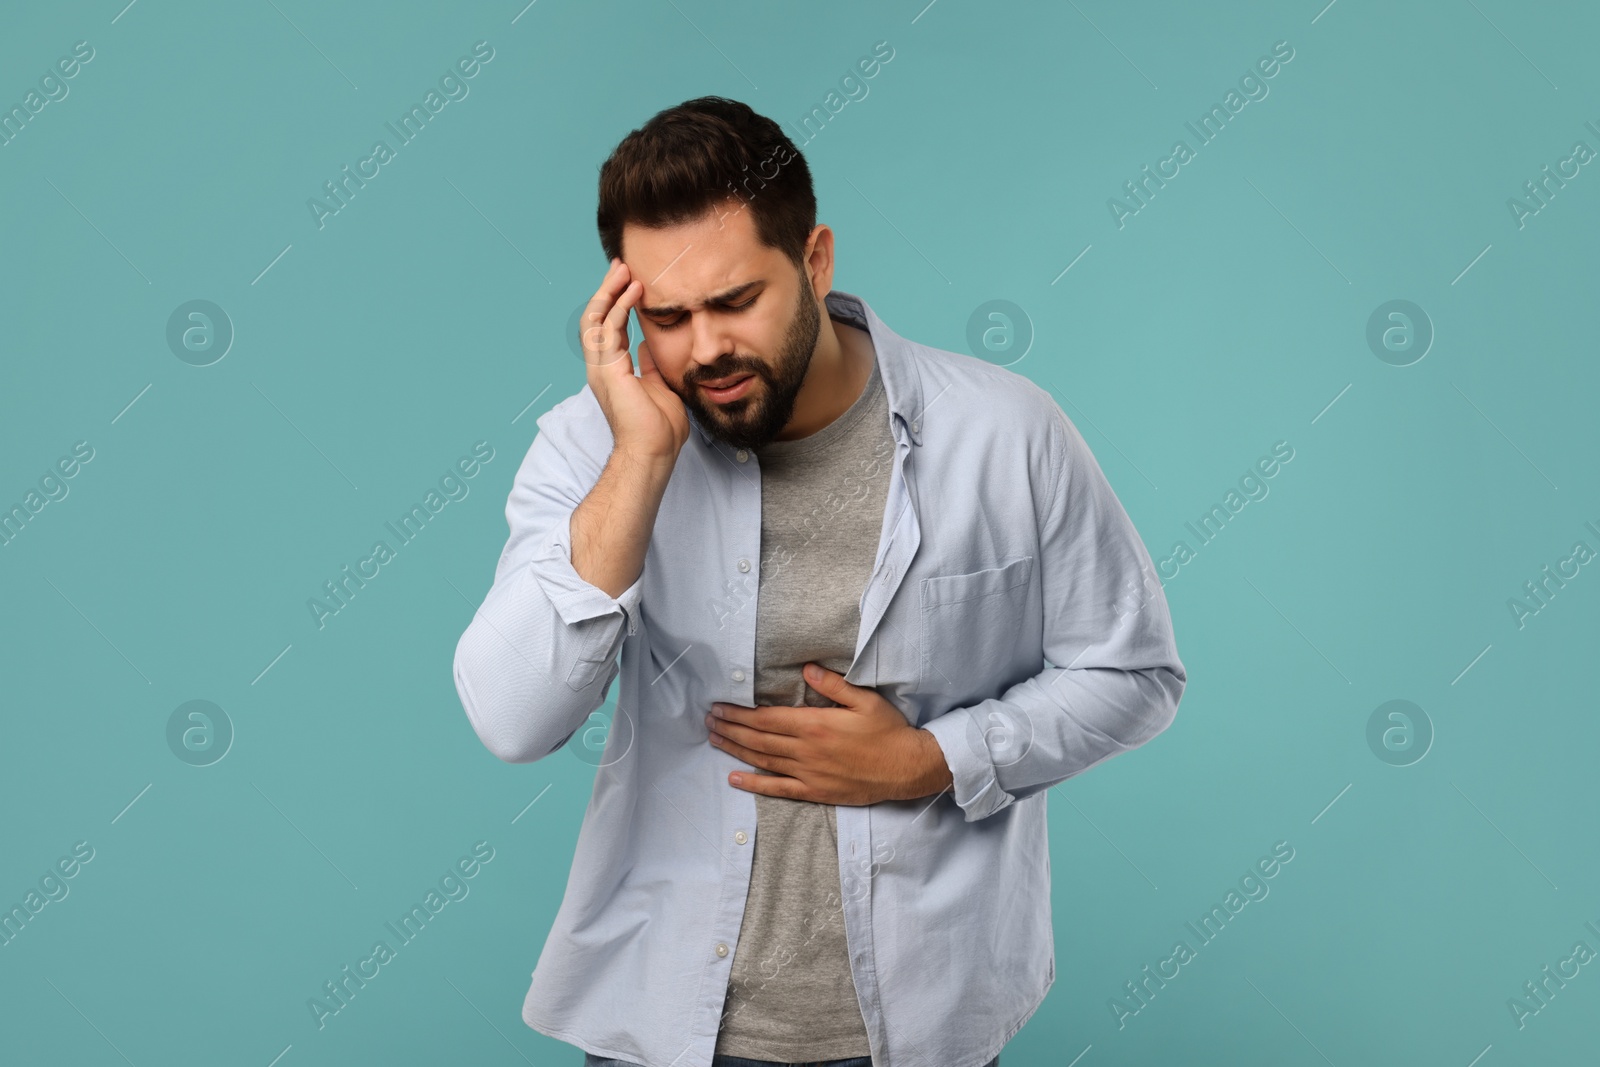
[734,831,748,844]
[911,420,920,433]
[715,942,729,957]
[737,559,751,573]
[732,670,746,682]
[735,449,749,462]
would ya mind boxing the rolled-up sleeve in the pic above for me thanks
[923,399,1186,822]
[452,406,643,764]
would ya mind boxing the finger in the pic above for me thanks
[711,728,807,777]
[708,730,781,770]
[715,701,806,737]
[710,701,752,722]
[598,278,642,369]
[707,714,797,759]
[584,277,639,372]
[581,260,635,368]
[729,769,807,799]
[636,337,662,383]
[592,283,640,371]
[713,702,793,734]
[581,258,628,329]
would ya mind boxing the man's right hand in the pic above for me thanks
[581,257,690,464]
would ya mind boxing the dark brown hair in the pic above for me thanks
[597,96,815,268]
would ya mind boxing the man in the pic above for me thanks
[452,97,1186,1067]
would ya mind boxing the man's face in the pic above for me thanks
[622,200,821,451]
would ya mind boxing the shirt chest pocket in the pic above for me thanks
[918,556,1035,705]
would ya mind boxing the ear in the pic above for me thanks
[803,224,835,301]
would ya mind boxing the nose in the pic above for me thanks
[686,310,737,378]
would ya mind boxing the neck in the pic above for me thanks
[774,315,872,441]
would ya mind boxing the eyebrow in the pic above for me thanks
[637,280,763,317]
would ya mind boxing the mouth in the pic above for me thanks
[699,374,756,402]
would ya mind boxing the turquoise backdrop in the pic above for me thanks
[2,1,1597,1064]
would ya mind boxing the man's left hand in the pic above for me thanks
[705,662,954,804]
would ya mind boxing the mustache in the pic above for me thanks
[689,361,764,385]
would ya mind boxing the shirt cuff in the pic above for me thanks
[922,707,1015,823]
[528,506,644,638]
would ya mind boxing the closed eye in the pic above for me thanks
[653,296,756,331]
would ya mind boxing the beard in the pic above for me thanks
[674,278,821,451]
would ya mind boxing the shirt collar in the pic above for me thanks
[684,288,925,449]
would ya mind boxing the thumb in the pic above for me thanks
[804,662,854,702]
[636,338,663,384]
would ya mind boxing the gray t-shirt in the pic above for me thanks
[713,333,893,1061]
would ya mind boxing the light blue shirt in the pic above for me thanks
[452,290,1186,1067]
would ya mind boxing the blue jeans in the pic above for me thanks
[584,1054,999,1067]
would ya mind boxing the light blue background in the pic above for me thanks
[2,1,1597,1064]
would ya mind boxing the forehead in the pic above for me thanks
[622,200,783,310]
